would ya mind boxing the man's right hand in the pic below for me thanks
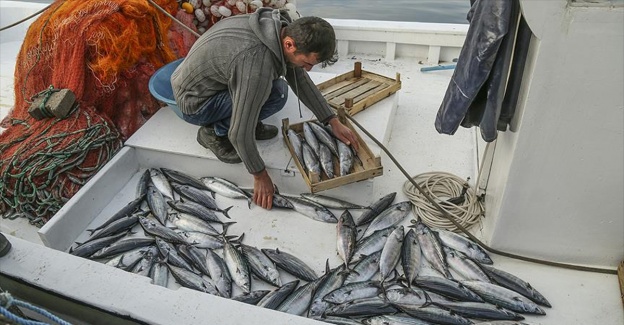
[252,169,274,210]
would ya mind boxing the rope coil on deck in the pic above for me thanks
[403,171,484,232]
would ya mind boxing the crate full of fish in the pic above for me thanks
[281,117,383,193]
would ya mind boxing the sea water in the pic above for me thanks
[296,0,472,24]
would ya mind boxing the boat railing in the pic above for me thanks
[325,18,469,64]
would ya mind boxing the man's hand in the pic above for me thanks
[328,117,359,150]
[252,169,274,210]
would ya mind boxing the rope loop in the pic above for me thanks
[403,171,484,232]
[0,291,73,325]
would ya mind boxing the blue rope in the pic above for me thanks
[0,292,72,325]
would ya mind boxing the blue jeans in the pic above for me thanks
[177,79,288,137]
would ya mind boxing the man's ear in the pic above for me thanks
[283,36,297,54]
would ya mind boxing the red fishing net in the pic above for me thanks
[0,0,195,223]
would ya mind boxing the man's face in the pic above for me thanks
[287,52,319,71]
[282,35,319,71]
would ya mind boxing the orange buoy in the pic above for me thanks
[181,2,194,13]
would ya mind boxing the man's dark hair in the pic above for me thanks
[283,16,338,67]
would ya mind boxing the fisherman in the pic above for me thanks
[171,8,358,210]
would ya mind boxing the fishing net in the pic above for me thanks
[0,0,190,224]
[0,106,122,225]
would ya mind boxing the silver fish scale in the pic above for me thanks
[336,210,357,268]
[160,167,209,191]
[309,121,339,157]
[352,227,396,262]
[319,143,335,179]
[139,216,188,244]
[276,279,321,315]
[257,280,300,309]
[413,275,483,302]
[460,280,546,315]
[167,264,219,295]
[90,236,155,259]
[355,192,397,226]
[87,215,139,243]
[362,314,434,325]
[169,213,221,236]
[178,231,224,249]
[136,169,150,198]
[287,129,305,166]
[205,249,233,298]
[172,183,220,211]
[155,238,194,272]
[301,193,366,209]
[301,141,321,176]
[379,225,404,281]
[414,222,452,278]
[261,248,318,282]
[168,200,224,224]
[434,228,493,264]
[444,246,491,282]
[284,195,337,223]
[401,228,421,286]
[323,281,383,304]
[201,177,252,208]
[382,287,428,306]
[148,168,174,199]
[231,290,271,305]
[435,301,523,321]
[345,250,383,284]
[395,304,473,325]
[308,267,347,317]
[303,122,321,158]
[480,264,551,307]
[325,297,398,318]
[146,185,168,226]
[337,141,353,177]
[223,240,251,293]
[361,201,412,238]
[240,244,282,287]
[70,231,128,258]
[150,261,169,287]
[178,244,211,277]
[201,177,249,200]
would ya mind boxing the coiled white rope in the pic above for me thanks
[403,171,484,232]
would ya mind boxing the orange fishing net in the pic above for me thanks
[0,0,198,223]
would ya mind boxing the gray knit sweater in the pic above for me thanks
[171,8,335,174]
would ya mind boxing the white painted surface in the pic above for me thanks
[1,2,623,324]
[481,0,624,268]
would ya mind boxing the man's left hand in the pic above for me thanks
[328,117,359,150]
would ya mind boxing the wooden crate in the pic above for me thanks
[316,61,401,116]
[281,117,383,193]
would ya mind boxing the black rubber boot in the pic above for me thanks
[255,122,278,140]
[0,232,11,257]
[197,127,242,164]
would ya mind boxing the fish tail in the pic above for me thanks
[222,206,233,219]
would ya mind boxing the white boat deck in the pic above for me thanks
[1,2,622,325]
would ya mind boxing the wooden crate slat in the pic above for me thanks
[323,78,370,102]
[352,83,390,104]
[329,80,382,107]
[347,81,402,116]
[320,79,359,98]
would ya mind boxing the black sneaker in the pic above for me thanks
[256,122,278,140]
[0,232,11,257]
[196,127,242,164]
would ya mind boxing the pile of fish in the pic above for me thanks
[287,121,358,180]
[69,167,551,325]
